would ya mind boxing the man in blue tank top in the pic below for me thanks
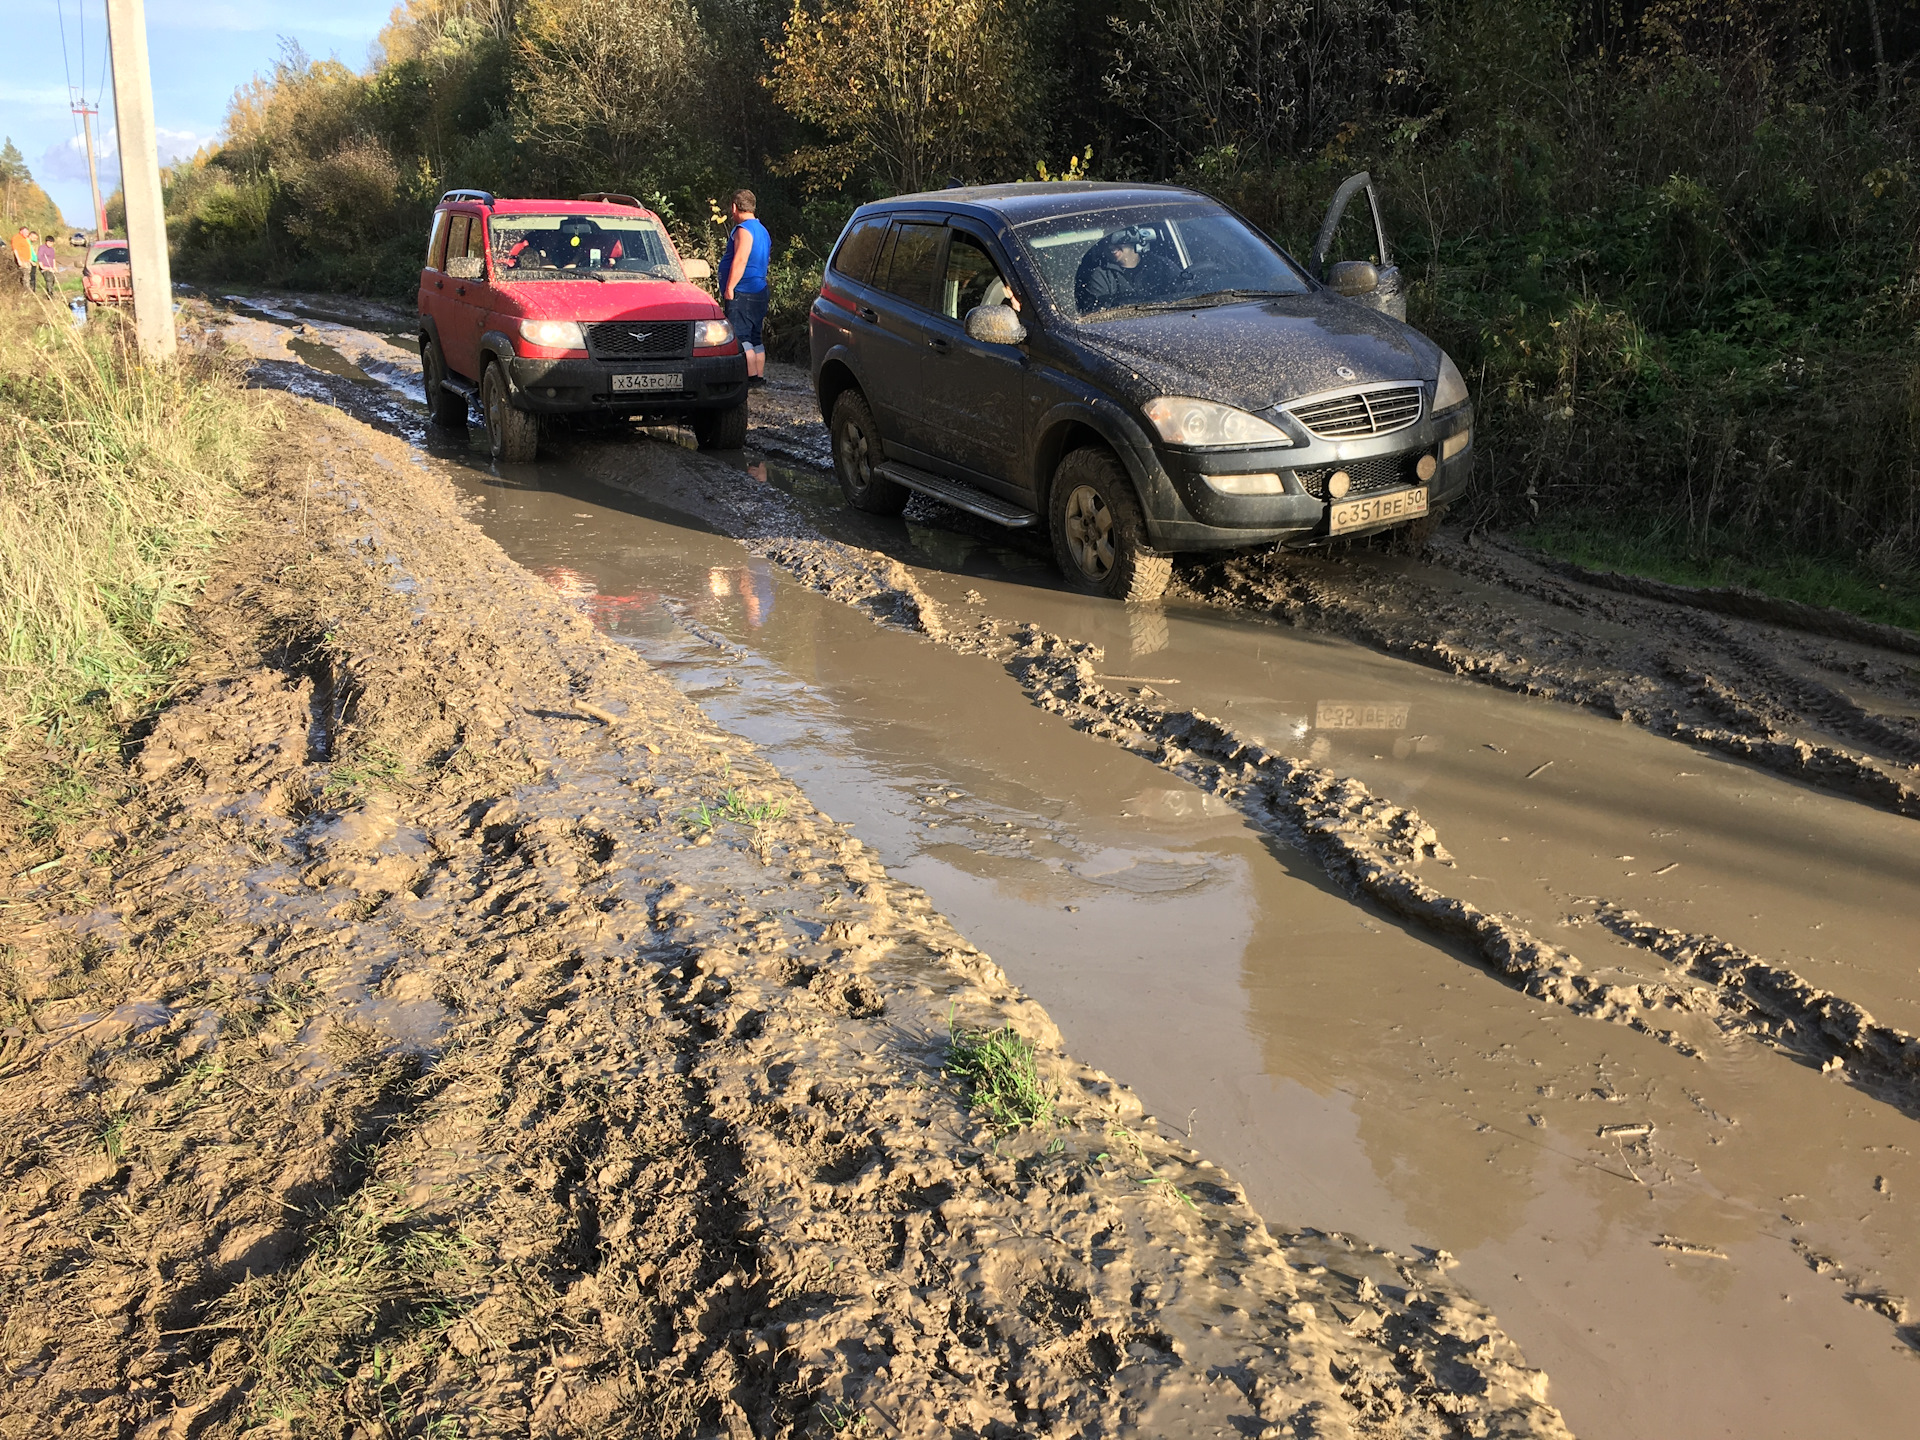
[720,189,771,386]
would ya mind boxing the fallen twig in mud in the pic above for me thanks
[0,400,1573,1440]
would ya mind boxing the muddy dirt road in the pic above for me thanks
[203,291,1920,1438]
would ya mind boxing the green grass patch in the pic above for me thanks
[945,1017,1055,1131]
[1513,516,1920,634]
[212,1181,485,1423]
[0,288,265,765]
[684,789,788,831]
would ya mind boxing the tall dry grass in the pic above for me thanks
[0,291,265,762]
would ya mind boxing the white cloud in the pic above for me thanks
[0,82,75,108]
[38,125,210,187]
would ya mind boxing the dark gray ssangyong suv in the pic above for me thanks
[808,177,1473,601]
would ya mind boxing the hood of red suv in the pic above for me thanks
[497,280,721,324]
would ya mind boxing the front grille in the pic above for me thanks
[1295,451,1420,500]
[585,321,690,361]
[1287,384,1423,439]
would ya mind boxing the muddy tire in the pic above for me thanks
[481,361,539,463]
[1048,447,1170,602]
[693,398,749,450]
[420,337,469,429]
[830,390,908,516]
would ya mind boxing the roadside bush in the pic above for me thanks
[0,292,264,763]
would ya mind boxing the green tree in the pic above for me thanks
[767,0,1040,193]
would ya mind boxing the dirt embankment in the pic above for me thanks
[0,400,1571,1439]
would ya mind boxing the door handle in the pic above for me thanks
[435,279,444,290]
[927,337,950,354]
[857,306,877,323]
[456,286,467,296]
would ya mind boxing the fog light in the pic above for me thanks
[545,387,557,398]
[1416,454,1438,482]
[1207,472,1284,496]
[1328,470,1351,498]
[1441,429,1471,461]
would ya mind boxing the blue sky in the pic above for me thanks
[1,0,393,226]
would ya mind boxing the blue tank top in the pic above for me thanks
[723,217,770,295]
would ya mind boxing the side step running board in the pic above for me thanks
[875,461,1040,529]
[440,375,478,400]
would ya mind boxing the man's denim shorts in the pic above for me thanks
[727,292,769,348]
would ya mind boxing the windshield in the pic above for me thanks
[490,214,682,282]
[89,245,129,265]
[1014,202,1309,319]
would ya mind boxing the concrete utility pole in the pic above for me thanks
[105,0,174,361]
[73,104,107,238]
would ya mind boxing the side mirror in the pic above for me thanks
[964,304,1026,346]
[446,256,484,281]
[1327,259,1379,297]
[682,257,712,281]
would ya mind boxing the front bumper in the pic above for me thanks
[506,354,747,415]
[1137,404,1474,550]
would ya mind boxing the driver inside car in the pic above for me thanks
[1076,225,1183,313]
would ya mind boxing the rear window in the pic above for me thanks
[875,222,943,309]
[426,212,451,270]
[490,213,682,283]
[829,217,888,284]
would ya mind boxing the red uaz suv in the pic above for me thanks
[417,190,748,461]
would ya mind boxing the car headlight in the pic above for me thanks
[1434,352,1469,412]
[693,318,734,348]
[519,319,585,349]
[1142,396,1295,448]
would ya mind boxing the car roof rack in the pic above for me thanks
[440,189,495,206]
[577,192,644,208]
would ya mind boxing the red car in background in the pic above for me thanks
[418,190,747,462]
[81,239,132,307]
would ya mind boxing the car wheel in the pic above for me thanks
[1048,447,1170,602]
[693,398,749,450]
[420,337,469,429]
[830,390,908,516]
[481,362,538,462]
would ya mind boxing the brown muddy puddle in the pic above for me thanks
[420,436,1920,1440]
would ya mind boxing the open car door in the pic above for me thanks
[1309,172,1406,321]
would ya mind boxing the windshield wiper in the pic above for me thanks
[503,263,606,283]
[1180,288,1295,306]
[1084,288,1293,320]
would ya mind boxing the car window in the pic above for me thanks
[875,222,943,309]
[445,213,471,267]
[939,233,1011,319]
[489,213,683,282]
[89,245,129,265]
[830,217,888,284]
[463,216,487,261]
[1014,202,1309,319]
[427,211,451,270]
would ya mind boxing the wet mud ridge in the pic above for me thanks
[0,402,1572,1438]
[1178,537,1920,820]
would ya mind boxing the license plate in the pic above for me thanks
[1316,701,1411,731]
[1330,485,1428,535]
[611,372,681,393]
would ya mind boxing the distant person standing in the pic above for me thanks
[35,236,57,296]
[11,227,34,291]
[720,189,770,387]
